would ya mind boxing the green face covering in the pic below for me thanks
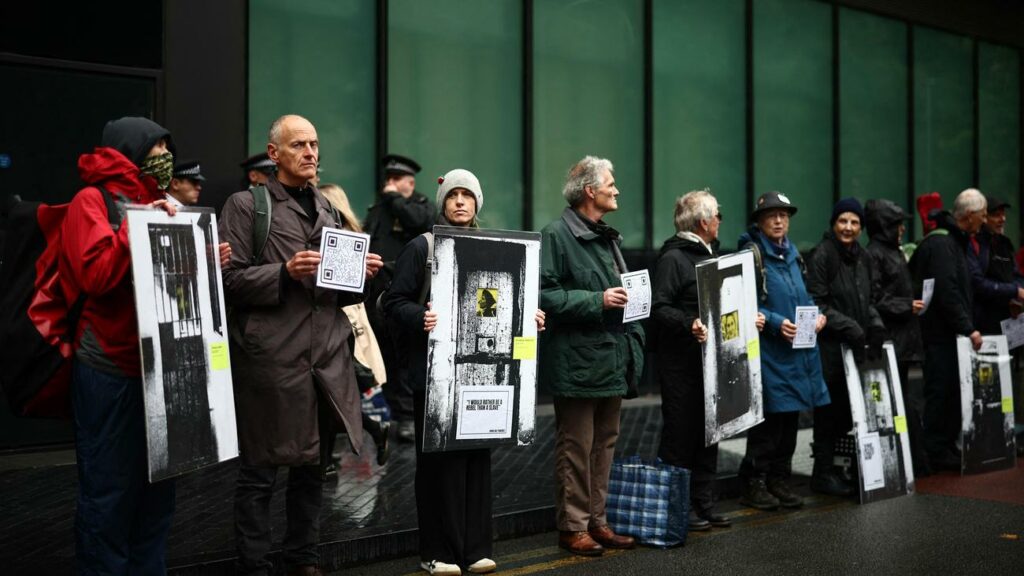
[140,152,174,190]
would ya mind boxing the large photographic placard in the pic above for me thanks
[696,249,763,446]
[957,335,1017,474]
[127,207,238,482]
[843,342,914,504]
[424,226,541,452]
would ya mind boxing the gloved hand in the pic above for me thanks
[852,334,867,365]
[866,328,885,361]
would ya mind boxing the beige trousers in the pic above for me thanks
[553,396,622,532]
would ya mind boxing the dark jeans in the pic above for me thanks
[656,368,718,512]
[414,391,492,569]
[72,360,176,575]
[922,339,962,457]
[898,360,929,469]
[740,411,800,480]
[234,465,323,575]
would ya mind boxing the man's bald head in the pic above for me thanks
[268,114,314,146]
[267,115,319,187]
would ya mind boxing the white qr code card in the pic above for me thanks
[316,227,370,293]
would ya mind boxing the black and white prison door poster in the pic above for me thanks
[957,335,1017,474]
[127,207,238,482]
[843,342,914,503]
[695,249,764,446]
[423,226,541,452]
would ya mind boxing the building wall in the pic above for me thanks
[249,0,1021,251]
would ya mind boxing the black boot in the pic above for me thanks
[811,442,855,497]
[739,476,780,511]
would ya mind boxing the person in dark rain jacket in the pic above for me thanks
[806,197,885,496]
[864,198,928,474]
[909,188,985,471]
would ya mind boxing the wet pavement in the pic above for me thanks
[0,397,838,575]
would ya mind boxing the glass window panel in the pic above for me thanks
[912,27,973,239]
[979,43,1021,246]
[249,0,376,213]
[388,0,522,230]
[533,0,644,247]
[753,0,833,251]
[839,9,908,226]
[653,0,745,249]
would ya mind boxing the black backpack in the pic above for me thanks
[0,187,120,418]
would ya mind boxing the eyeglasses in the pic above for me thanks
[716,213,723,221]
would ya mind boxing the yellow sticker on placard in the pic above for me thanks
[210,342,230,371]
[746,339,760,360]
[894,415,907,434]
[513,337,536,360]
[1003,397,1014,414]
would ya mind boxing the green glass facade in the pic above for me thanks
[389,0,523,230]
[653,0,746,249]
[248,0,1022,250]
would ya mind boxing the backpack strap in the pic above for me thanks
[744,241,768,302]
[249,185,272,265]
[95,185,122,231]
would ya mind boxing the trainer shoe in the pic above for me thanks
[398,420,416,443]
[467,558,497,574]
[420,560,461,575]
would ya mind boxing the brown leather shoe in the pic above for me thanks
[589,525,636,549]
[558,530,604,556]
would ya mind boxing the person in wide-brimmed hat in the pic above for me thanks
[736,191,828,512]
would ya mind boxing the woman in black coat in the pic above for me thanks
[806,197,885,496]
[652,190,764,531]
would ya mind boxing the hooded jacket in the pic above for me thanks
[59,118,169,376]
[806,230,885,382]
[738,226,829,413]
[864,199,922,361]
[909,211,975,343]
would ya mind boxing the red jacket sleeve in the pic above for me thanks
[62,187,131,296]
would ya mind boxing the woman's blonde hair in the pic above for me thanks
[319,183,362,233]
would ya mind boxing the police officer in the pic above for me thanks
[364,154,435,442]
[167,159,205,207]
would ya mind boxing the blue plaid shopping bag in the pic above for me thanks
[607,456,690,548]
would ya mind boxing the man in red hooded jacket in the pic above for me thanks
[59,116,181,574]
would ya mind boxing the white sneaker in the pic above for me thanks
[420,560,461,576]
[467,558,497,574]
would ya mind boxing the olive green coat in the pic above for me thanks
[539,208,645,398]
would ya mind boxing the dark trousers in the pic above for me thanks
[898,360,929,470]
[414,391,492,568]
[656,368,718,513]
[234,465,323,575]
[922,339,962,457]
[378,329,415,422]
[72,361,176,576]
[813,367,853,446]
[740,411,800,480]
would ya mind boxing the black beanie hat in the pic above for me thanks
[831,197,864,225]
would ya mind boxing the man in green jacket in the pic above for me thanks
[539,156,645,557]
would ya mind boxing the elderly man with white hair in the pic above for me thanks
[539,156,645,556]
[652,190,765,530]
[909,187,985,472]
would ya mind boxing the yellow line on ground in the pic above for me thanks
[496,548,627,576]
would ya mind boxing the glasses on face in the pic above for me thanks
[716,213,723,221]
